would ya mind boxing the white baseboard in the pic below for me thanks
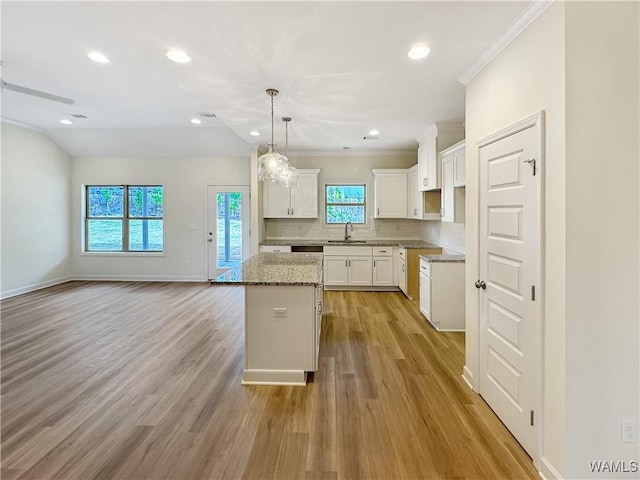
[71,274,206,282]
[539,457,563,480]
[1,275,73,300]
[1,275,207,299]
[462,365,477,392]
[242,369,308,386]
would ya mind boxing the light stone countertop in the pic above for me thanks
[211,253,323,286]
[260,239,440,249]
[419,253,466,263]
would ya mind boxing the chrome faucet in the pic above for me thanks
[344,221,354,241]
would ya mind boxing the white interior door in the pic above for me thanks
[478,114,543,461]
[207,186,250,280]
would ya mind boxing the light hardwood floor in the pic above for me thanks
[1,282,538,479]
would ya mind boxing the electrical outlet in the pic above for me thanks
[622,420,637,443]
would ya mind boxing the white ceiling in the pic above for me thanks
[1,1,534,157]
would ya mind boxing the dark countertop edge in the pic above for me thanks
[261,239,441,249]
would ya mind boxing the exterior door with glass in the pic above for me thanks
[207,186,250,280]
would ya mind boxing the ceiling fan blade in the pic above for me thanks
[2,81,74,105]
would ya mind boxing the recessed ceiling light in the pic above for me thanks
[369,129,380,136]
[190,118,202,125]
[59,119,73,125]
[166,49,191,63]
[408,43,431,60]
[249,131,261,137]
[88,51,110,64]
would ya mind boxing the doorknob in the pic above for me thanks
[475,280,486,289]
[207,238,213,243]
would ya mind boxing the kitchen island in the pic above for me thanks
[211,253,323,386]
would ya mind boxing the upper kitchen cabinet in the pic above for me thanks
[263,169,320,218]
[407,165,441,221]
[372,169,407,218]
[416,122,465,191]
[440,141,465,223]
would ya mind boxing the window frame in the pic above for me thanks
[324,183,367,226]
[84,184,164,253]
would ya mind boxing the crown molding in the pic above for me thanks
[287,149,416,158]
[1,117,43,132]
[457,0,554,86]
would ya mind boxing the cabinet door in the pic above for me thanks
[323,256,348,286]
[453,146,466,187]
[398,258,407,295]
[407,167,419,219]
[441,153,455,223]
[291,171,318,218]
[263,181,291,218]
[374,171,408,218]
[372,256,394,286]
[347,257,372,285]
[419,273,431,320]
[417,145,429,192]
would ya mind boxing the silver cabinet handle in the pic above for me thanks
[377,208,380,215]
[345,259,347,267]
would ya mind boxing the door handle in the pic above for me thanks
[207,238,213,243]
[475,280,486,289]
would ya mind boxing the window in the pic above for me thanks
[325,184,366,224]
[85,185,164,252]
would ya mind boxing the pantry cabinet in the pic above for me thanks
[263,169,320,218]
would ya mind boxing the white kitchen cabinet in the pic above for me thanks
[372,169,407,218]
[398,248,407,295]
[244,283,323,385]
[372,246,394,286]
[323,246,373,287]
[263,169,320,218]
[418,258,465,331]
[453,143,466,187]
[440,141,465,223]
[407,164,441,220]
[417,123,465,192]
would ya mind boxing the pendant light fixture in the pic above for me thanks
[275,116,299,188]
[257,89,289,182]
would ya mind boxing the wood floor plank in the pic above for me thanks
[1,282,539,480]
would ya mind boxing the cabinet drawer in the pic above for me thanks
[419,258,431,277]
[260,245,292,253]
[372,246,392,257]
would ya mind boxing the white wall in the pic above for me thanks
[564,2,639,478]
[465,3,567,475]
[1,123,72,298]
[265,152,425,240]
[72,156,250,281]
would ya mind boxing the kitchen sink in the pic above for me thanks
[327,240,367,244]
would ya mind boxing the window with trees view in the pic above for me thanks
[85,185,164,252]
[325,184,366,224]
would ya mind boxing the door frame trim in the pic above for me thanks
[475,111,545,468]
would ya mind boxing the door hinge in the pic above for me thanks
[531,285,536,301]
[524,158,536,176]
[530,410,535,426]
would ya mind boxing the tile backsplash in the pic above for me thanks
[265,217,424,241]
[419,221,465,254]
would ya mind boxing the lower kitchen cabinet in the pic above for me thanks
[398,246,443,301]
[419,258,465,331]
[372,256,394,286]
[323,245,395,289]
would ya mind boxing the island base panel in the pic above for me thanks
[242,369,307,386]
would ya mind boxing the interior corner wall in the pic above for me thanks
[564,2,640,478]
[464,2,566,476]
[1,123,72,298]
[71,156,250,281]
